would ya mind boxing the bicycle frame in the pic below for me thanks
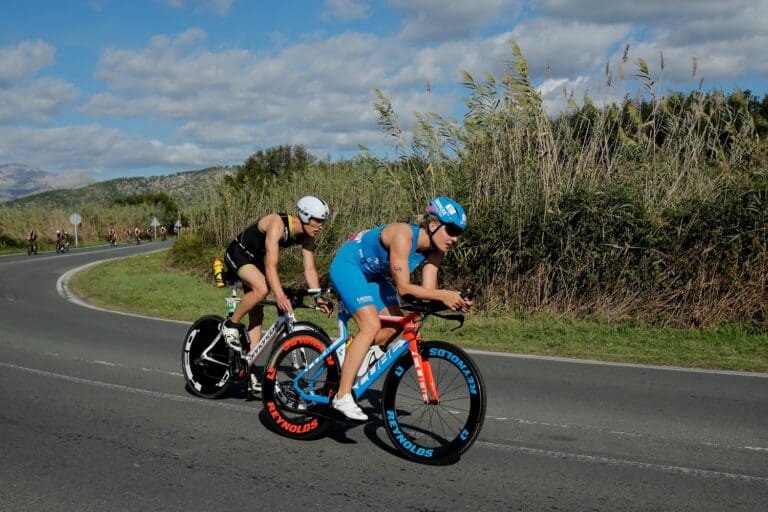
[246,310,296,360]
[196,304,296,369]
[292,308,440,406]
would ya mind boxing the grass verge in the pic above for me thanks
[68,251,768,373]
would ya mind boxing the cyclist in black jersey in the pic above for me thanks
[221,196,332,392]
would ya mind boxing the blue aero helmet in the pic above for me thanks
[426,197,467,235]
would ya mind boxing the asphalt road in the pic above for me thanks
[1,242,767,511]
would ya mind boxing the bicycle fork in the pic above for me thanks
[408,338,440,405]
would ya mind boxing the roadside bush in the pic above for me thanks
[0,232,24,249]
[167,233,220,281]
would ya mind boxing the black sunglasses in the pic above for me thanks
[442,223,464,237]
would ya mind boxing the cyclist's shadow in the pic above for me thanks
[340,389,403,459]
[254,386,403,459]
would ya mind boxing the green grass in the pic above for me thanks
[68,251,768,373]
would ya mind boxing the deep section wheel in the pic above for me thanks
[381,341,486,465]
[262,332,338,439]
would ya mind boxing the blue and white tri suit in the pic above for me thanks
[329,224,426,314]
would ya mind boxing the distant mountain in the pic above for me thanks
[0,163,94,202]
[3,165,235,208]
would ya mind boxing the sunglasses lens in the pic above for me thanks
[444,224,463,237]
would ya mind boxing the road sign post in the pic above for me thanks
[69,212,82,247]
[151,216,160,239]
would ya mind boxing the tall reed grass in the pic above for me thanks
[383,42,766,328]
[187,43,767,329]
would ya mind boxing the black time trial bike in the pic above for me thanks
[182,279,332,399]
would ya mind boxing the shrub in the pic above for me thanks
[167,233,220,281]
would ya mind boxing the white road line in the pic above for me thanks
[475,441,768,485]
[45,351,183,378]
[2,359,766,484]
[466,349,768,378]
[484,414,766,453]
[0,360,255,414]
[56,248,189,326]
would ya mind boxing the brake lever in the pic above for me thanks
[433,311,465,331]
[317,300,335,314]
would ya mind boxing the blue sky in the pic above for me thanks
[1,0,766,181]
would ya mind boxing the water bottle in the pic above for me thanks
[225,298,236,317]
[357,344,385,378]
[212,257,225,288]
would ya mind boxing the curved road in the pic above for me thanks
[1,243,767,511]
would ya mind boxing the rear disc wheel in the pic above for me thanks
[181,315,232,399]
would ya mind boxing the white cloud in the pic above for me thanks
[86,31,389,124]
[0,124,240,174]
[177,121,264,146]
[390,0,517,42]
[505,20,631,78]
[616,36,768,88]
[0,40,56,87]
[325,0,371,21]
[4,0,766,177]
[664,4,768,46]
[157,0,234,16]
[0,77,79,125]
[539,0,759,25]
[537,75,605,116]
[537,0,768,84]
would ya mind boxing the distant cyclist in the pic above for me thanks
[55,229,66,252]
[108,227,117,245]
[27,228,38,254]
[221,196,332,394]
[134,227,142,244]
[328,197,472,420]
[160,225,167,241]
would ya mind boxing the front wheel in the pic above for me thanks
[181,315,232,398]
[262,332,338,440]
[382,341,486,465]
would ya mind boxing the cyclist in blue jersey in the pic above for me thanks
[328,197,472,420]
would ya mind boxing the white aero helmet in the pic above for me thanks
[296,196,330,224]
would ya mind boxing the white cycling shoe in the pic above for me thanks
[221,325,241,350]
[332,393,368,421]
